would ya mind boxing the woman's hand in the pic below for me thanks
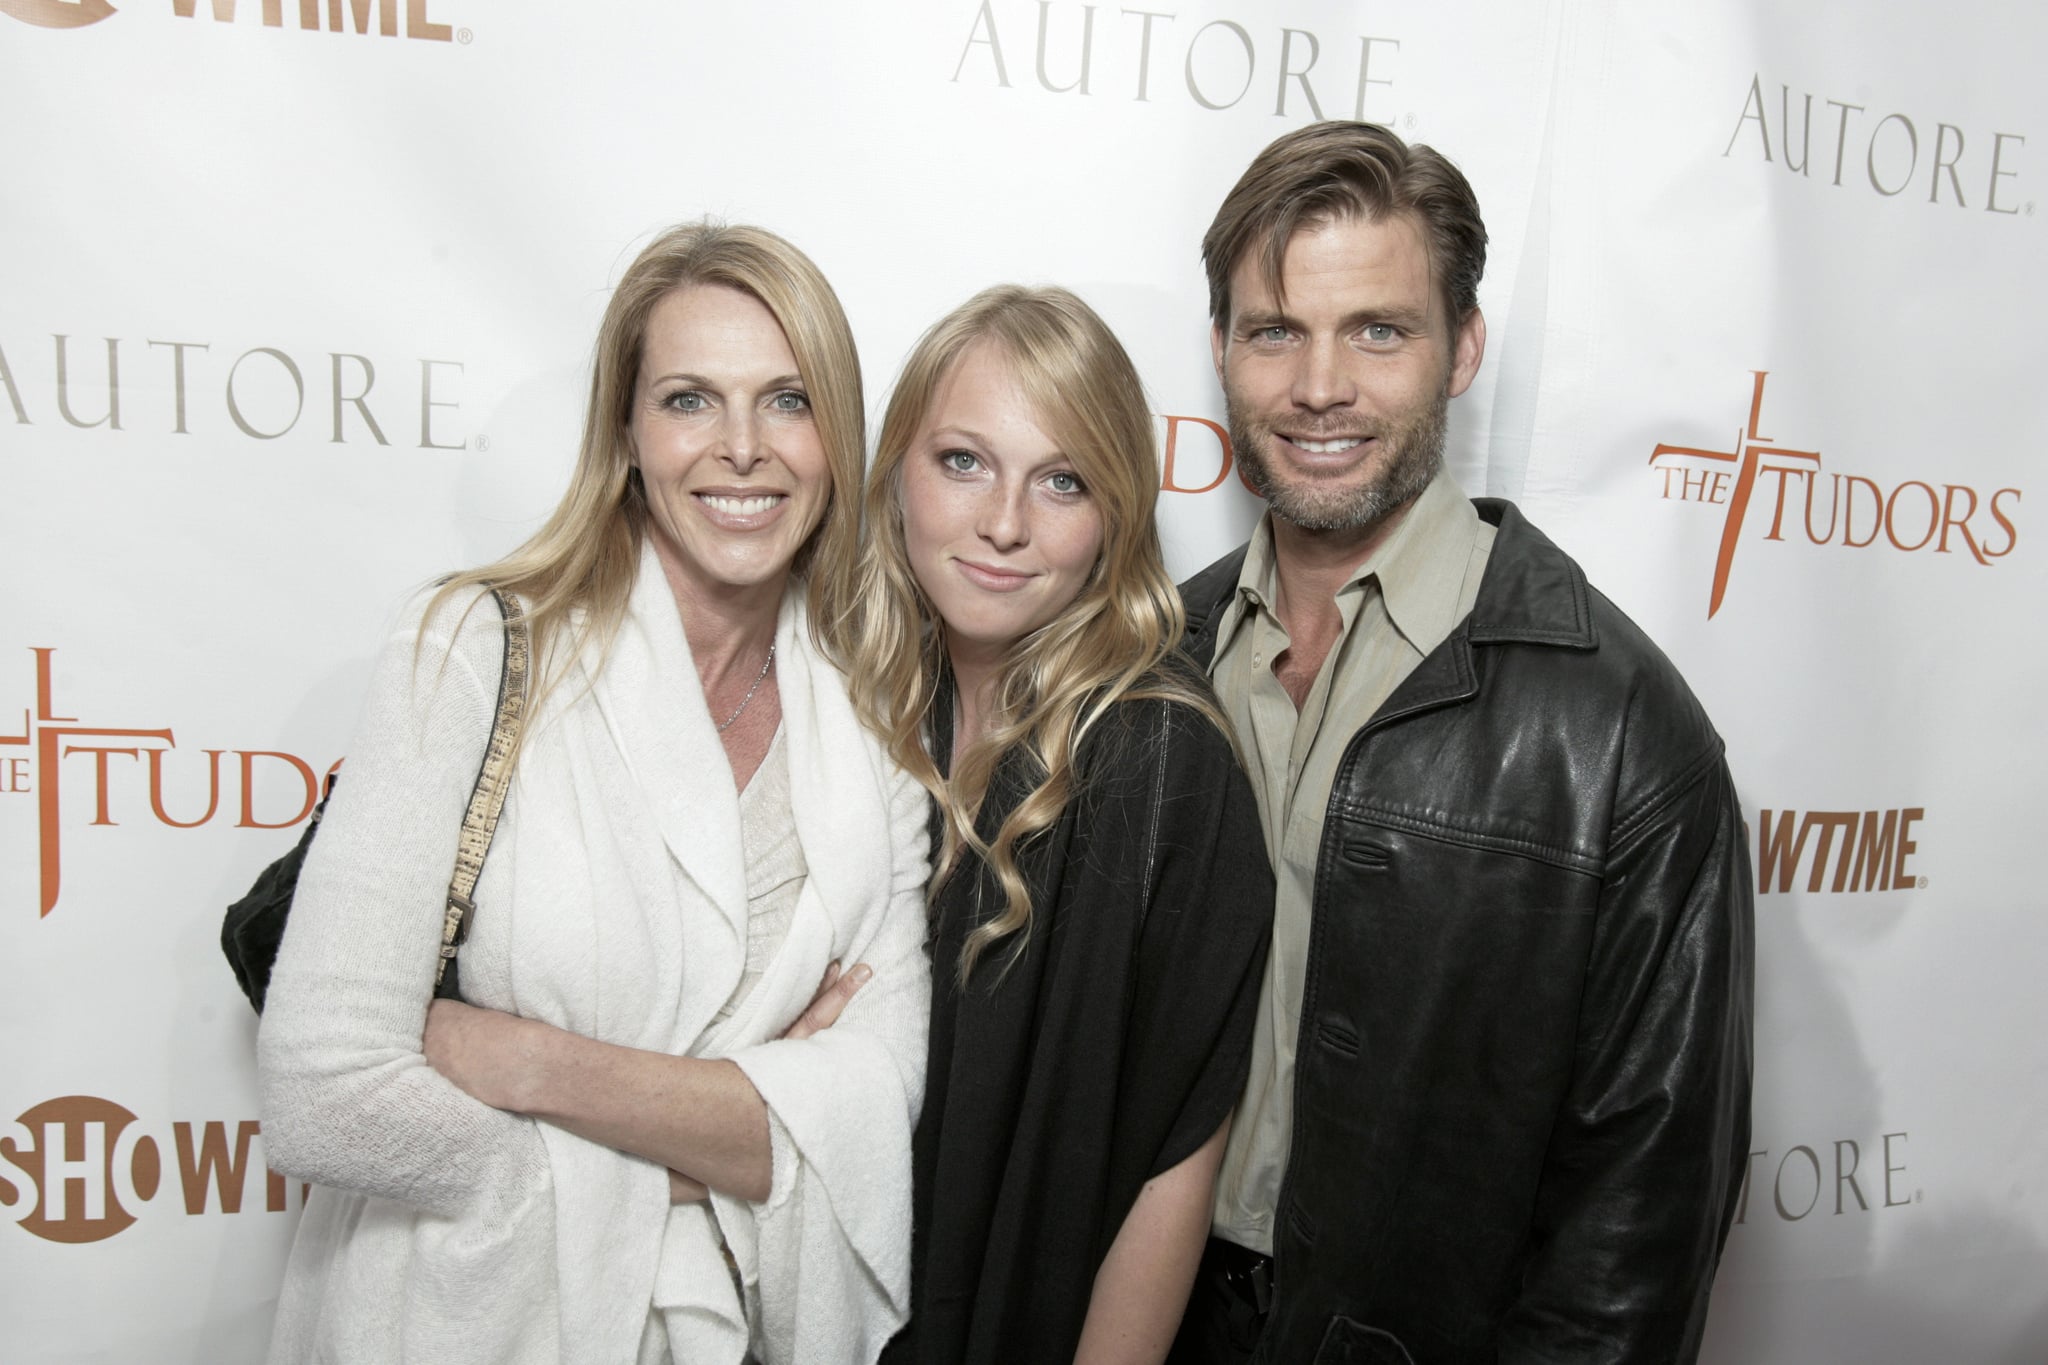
[423,998,555,1112]
[780,960,872,1041]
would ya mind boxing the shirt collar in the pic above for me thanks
[1360,470,1484,658]
[1215,469,1482,658]
[1212,515,1279,656]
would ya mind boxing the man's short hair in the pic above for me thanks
[1202,121,1488,335]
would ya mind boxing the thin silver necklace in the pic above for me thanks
[716,642,776,734]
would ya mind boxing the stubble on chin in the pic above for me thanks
[1228,387,1449,535]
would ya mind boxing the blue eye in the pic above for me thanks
[1046,470,1086,495]
[940,449,981,474]
[772,390,810,412]
[1362,324,1398,344]
[665,390,707,412]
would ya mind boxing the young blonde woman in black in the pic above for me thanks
[819,286,1273,1364]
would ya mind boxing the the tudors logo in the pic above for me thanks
[0,1095,304,1244]
[3,648,341,919]
[1157,413,1255,496]
[1649,371,2018,616]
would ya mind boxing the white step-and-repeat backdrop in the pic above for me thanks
[3,2,2041,1361]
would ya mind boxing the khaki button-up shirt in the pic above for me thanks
[1207,471,1495,1254]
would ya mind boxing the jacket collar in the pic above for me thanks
[1371,498,1598,729]
[1463,498,1597,648]
[1182,497,1597,673]
[1180,545,1249,670]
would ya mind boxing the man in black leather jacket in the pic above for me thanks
[1167,122,1754,1365]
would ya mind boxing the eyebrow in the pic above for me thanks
[1234,305,1433,333]
[645,371,806,390]
[927,425,994,448]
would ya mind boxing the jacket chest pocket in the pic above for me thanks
[1305,824,1601,1088]
[1321,820,1601,927]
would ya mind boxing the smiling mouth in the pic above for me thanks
[696,493,786,516]
[1284,435,1369,455]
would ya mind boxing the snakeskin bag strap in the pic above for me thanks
[434,586,530,997]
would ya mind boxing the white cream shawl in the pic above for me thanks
[259,543,930,1364]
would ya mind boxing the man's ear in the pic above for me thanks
[1210,320,1228,384]
[1447,308,1486,399]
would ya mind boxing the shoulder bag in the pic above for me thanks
[220,587,530,1012]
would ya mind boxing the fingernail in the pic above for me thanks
[849,964,873,985]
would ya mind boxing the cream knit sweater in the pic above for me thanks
[258,543,930,1364]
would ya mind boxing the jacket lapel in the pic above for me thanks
[1465,499,1598,649]
[1369,499,1600,733]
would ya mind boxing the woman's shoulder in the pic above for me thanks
[401,576,501,632]
[1078,659,1240,784]
[380,578,523,690]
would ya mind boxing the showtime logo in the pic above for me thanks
[2,648,340,919]
[1649,371,2019,616]
[0,1095,303,1244]
[951,1,1402,120]
[0,0,464,41]
[1752,807,1925,896]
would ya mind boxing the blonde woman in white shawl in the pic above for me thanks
[257,222,929,1365]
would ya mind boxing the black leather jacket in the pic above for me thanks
[1180,499,1754,1365]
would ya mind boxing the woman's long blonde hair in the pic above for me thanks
[817,285,1222,983]
[427,221,865,703]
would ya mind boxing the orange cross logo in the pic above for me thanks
[2,650,171,918]
[3,649,335,919]
[1649,371,1820,617]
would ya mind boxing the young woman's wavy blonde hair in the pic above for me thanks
[816,285,1223,983]
[427,221,865,706]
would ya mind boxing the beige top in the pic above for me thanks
[644,723,808,1364]
[716,725,806,1025]
[1206,472,1494,1254]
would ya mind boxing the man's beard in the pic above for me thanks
[1226,384,1449,533]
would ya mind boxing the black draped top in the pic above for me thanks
[882,675,1274,1364]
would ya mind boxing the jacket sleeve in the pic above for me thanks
[257,592,552,1222]
[1499,746,1755,1363]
